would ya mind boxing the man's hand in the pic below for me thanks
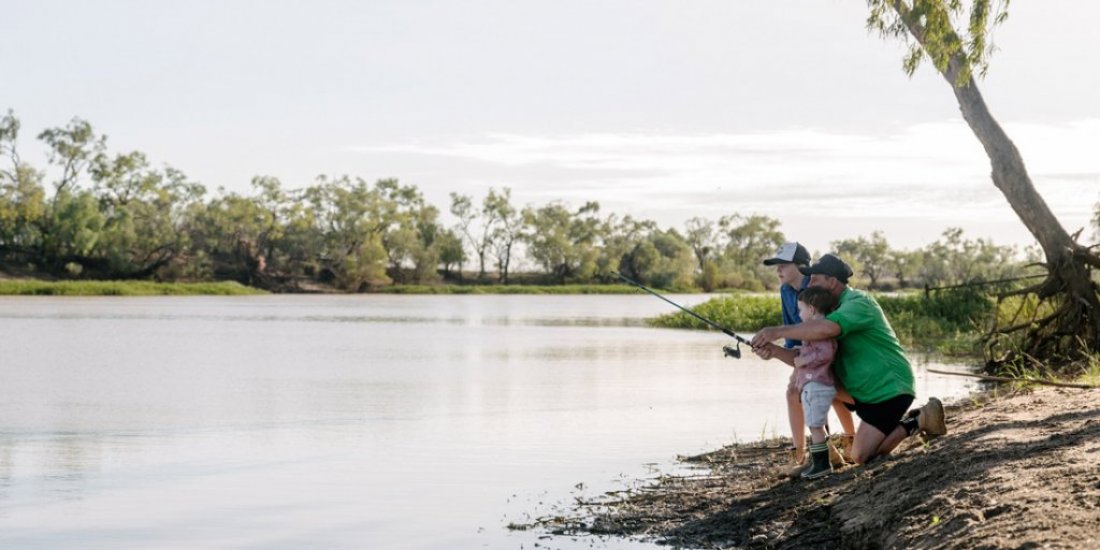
[752,342,777,360]
[751,326,783,349]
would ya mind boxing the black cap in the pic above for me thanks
[798,253,853,283]
[762,242,811,266]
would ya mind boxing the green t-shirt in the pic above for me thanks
[825,287,915,404]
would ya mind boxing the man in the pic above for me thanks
[750,254,947,464]
[762,243,855,468]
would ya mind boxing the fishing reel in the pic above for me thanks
[722,342,742,359]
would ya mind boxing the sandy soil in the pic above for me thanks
[528,386,1100,549]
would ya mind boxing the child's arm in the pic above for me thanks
[754,342,798,367]
[796,340,834,370]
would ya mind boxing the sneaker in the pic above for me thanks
[917,397,947,435]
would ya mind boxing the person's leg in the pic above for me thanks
[832,385,856,436]
[800,384,835,479]
[786,384,806,457]
[850,394,916,464]
[832,400,856,435]
[826,386,857,465]
[850,421,888,465]
[874,424,910,457]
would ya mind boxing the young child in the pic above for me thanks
[792,286,840,479]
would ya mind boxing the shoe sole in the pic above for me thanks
[920,397,947,435]
[801,469,832,480]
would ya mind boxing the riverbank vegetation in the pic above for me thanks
[650,287,995,357]
[0,280,263,296]
[3,111,1094,298]
[376,283,641,294]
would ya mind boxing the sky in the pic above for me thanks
[2,0,1098,255]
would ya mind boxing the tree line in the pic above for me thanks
[1,111,1095,292]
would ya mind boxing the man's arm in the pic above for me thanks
[750,319,841,349]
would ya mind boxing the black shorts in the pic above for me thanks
[844,394,915,436]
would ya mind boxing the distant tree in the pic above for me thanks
[89,150,205,277]
[621,228,696,289]
[301,176,391,290]
[867,0,1100,365]
[887,248,923,288]
[684,217,717,273]
[35,117,107,269]
[437,228,466,278]
[833,231,891,289]
[1091,197,1099,245]
[450,191,499,279]
[919,227,1019,287]
[522,201,601,284]
[0,111,47,258]
[485,187,521,284]
[595,214,653,281]
[717,214,785,289]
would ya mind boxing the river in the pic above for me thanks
[0,295,978,549]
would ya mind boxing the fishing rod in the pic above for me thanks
[615,272,749,359]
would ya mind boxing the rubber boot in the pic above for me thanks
[801,443,832,480]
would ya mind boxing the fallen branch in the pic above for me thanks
[926,368,1098,389]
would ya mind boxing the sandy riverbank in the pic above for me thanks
[527,386,1100,549]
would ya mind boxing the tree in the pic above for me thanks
[868,1,1100,367]
[717,214,785,289]
[522,201,601,284]
[35,117,107,270]
[437,229,466,278]
[621,229,696,289]
[684,217,717,273]
[485,187,521,284]
[450,191,499,279]
[0,111,47,260]
[380,180,440,284]
[887,248,923,288]
[302,176,391,290]
[89,150,204,278]
[596,214,654,281]
[1092,197,1099,245]
[919,227,1019,287]
[833,231,891,289]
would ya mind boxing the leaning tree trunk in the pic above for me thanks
[951,75,1100,365]
[892,2,1100,369]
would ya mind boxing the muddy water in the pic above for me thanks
[0,295,978,549]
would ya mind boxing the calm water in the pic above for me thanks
[0,295,978,549]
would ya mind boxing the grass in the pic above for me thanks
[0,280,266,296]
[649,288,995,356]
[649,293,781,332]
[1078,356,1100,386]
[374,283,647,294]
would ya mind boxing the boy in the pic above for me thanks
[790,286,840,479]
[760,243,854,472]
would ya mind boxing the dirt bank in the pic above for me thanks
[527,386,1100,549]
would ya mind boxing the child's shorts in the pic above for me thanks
[801,381,837,429]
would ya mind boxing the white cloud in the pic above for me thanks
[349,119,1100,250]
